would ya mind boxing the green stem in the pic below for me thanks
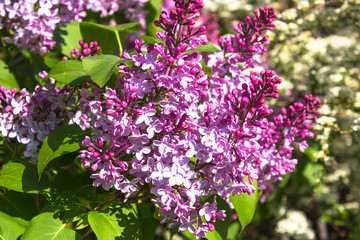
[113,26,122,56]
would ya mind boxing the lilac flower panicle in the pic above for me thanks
[0,1,322,238]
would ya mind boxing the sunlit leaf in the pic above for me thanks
[88,204,140,240]
[0,162,49,194]
[38,124,88,178]
[21,212,82,240]
[82,55,123,87]
[230,179,262,232]
[0,211,28,240]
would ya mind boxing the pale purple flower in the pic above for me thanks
[142,52,158,71]
[135,106,156,125]
[179,216,197,233]
[153,135,173,156]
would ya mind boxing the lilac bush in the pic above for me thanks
[0,0,148,53]
[0,0,321,239]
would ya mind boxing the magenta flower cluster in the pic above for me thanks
[0,0,321,238]
[0,42,98,160]
[0,0,148,53]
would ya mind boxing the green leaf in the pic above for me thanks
[38,124,88,178]
[88,205,140,240]
[21,212,82,240]
[137,34,162,44]
[0,191,41,221]
[214,196,231,239]
[41,191,82,219]
[182,230,196,240]
[185,42,220,54]
[47,60,89,85]
[201,63,213,76]
[205,196,231,240]
[304,146,318,162]
[0,211,28,240]
[0,60,20,91]
[80,22,141,54]
[0,162,49,194]
[227,222,240,240]
[82,55,123,87]
[54,21,82,57]
[137,204,156,240]
[206,229,223,240]
[230,179,262,232]
[143,0,162,37]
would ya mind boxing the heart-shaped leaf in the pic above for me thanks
[47,60,89,85]
[38,124,88,178]
[0,211,29,240]
[82,55,123,87]
[88,205,140,240]
[0,162,49,194]
[80,22,141,54]
[21,212,82,240]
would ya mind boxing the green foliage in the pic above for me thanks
[201,63,213,76]
[185,42,220,54]
[38,124,88,178]
[82,55,123,87]
[47,60,89,85]
[143,0,162,37]
[138,34,162,44]
[208,196,232,240]
[88,205,141,240]
[0,191,41,220]
[21,212,82,240]
[54,21,82,57]
[0,60,20,91]
[80,22,141,55]
[0,211,29,240]
[137,204,156,240]
[230,179,262,232]
[0,162,50,194]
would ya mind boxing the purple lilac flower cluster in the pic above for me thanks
[0,0,148,53]
[77,1,320,237]
[62,39,100,60]
[0,80,74,160]
[0,0,321,238]
[0,41,99,161]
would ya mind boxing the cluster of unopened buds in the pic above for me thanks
[0,0,321,238]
